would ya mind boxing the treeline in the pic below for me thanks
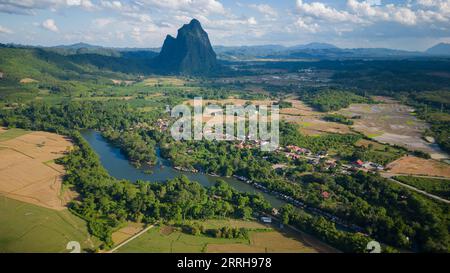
[348,145,405,165]
[180,222,250,239]
[0,100,147,131]
[395,176,450,200]
[279,205,376,253]
[299,89,370,112]
[324,114,354,125]
[102,129,157,166]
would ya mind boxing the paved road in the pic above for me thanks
[107,225,155,253]
[381,174,450,204]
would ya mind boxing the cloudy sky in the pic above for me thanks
[0,0,449,50]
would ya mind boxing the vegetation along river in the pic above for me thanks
[81,130,285,208]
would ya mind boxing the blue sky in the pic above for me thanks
[0,0,449,50]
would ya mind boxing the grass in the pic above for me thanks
[0,128,30,142]
[355,139,385,150]
[0,196,99,253]
[299,122,313,128]
[143,77,186,87]
[191,219,268,230]
[117,225,248,253]
[118,219,319,253]
[367,132,383,138]
[395,176,450,199]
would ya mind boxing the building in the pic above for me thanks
[286,145,310,154]
[354,160,364,167]
[261,217,272,224]
[286,153,301,160]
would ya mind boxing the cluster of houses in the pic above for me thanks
[284,145,333,166]
[233,174,365,233]
[282,145,385,174]
[153,119,169,132]
[353,159,385,171]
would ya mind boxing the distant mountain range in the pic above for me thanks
[30,40,450,62]
[2,19,450,76]
[214,43,449,61]
[426,43,450,55]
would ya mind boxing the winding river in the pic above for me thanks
[81,130,285,208]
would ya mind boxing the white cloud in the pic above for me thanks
[99,0,123,10]
[294,18,319,33]
[292,0,450,35]
[0,25,12,34]
[0,0,60,14]
[138,0,226,15]
[42,19,59,32]
[0,0,98,14]
[249,4,278,18]
[93,18,114,28]
[66,0,95,10]
[296,0,362,23]
[247,17,257,25]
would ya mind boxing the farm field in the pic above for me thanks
[0,128,73,210]
[386,156,450,178]
[184,98,276,107]
[117,219,329,253]
[112,222,146,245]
[117,225,247,253]
[0,196,98,253]
[143,76,187,86]
[183,98,354,136]
[0,128,30,141]
[337,101,449,160]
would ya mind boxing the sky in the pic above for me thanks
[0,0,449,51]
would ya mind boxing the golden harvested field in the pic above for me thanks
[19,78,38,84]
[184,98,276,107]
[279,99,354,136]
[355,139,386,150]
[112,222,145,245]
[280,99,321,117]
[111,79,135,85]
[0,129,73,210]
[144,77,186,86]
[386,156,450,178]
[184,98,355,136]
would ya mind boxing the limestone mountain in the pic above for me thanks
[155,19,217,74]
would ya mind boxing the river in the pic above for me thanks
[81,130,285,208]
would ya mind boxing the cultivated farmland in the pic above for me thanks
[0,128,73,210]
[0,196,98,252]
